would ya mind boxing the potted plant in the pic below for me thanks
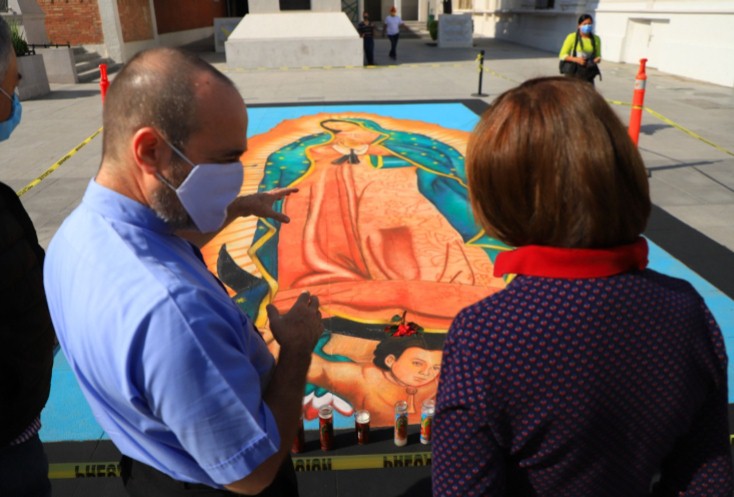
[428,19,439,41]
[10,20,30,56]
[9,19,50,100]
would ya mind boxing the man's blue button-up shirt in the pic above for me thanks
[44,180,279,487]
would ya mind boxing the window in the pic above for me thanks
[457,0,473,10]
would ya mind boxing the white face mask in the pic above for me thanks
[157,139,244,233]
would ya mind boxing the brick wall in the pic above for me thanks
[118,0,154,42]
[38,0,104,45]
[153,0,227,35]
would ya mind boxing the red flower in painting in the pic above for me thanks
[384,311,424,337]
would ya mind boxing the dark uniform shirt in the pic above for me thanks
[357,21,375,39]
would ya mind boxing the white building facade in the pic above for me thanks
[454,0,734,87]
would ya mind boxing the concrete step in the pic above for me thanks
[72,47,121,83]
[77,60,121,83]
[374,21,430,39]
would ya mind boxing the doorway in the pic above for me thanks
[280,0,311,10]
[364,0,381,21]
[622,18,669,69]
[226,0,248,16]
[403,0,419,20]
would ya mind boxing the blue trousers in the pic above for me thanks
[363,37,375,65]
[0,434,52,497]
[388,34,400,58]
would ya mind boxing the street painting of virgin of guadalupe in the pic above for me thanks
[200,111,510,428]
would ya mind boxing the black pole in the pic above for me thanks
[472,50,488,97]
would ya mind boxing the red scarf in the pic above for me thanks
[494,237,648,279]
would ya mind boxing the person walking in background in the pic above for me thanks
[432,77,733,496]
[559,14,602,84]
[383,6,404,60]
[0,17,55,497]
[44,47,324,496]
[357,11,376,66]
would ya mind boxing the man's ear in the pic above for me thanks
[385,354,396,368]
[131,127,169,176]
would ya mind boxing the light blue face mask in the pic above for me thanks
[0,87,22,142]
[580,24,594,35]
[157,139,244,233]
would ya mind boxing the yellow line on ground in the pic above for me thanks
[16,127,103,197]
[605,100,734,157]
[224,61,473,72]
[48,452,432,479]
[644,107,734,157]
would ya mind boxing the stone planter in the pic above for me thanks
[16,53,50,100]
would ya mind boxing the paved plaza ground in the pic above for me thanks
[3,32,734,496]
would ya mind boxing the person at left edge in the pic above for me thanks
[357,11,375,66]
[0,17,55,497]
[43,47,324,496]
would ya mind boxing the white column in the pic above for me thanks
[97,0,124,62]
[148,0,159,43]
[8,0,49,44]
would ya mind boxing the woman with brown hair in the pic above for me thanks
[432,77,732,496]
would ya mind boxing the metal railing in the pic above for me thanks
[29,43,71,50]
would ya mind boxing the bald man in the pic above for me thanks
[44,47,323,496]
[0,17,55,497]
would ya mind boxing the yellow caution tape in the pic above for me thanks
[50,462,122,480]
[16,127,103,197]
[48,452,432,479]
[605,99,734,157]
[644,107,734,157]
[293,451,431,471]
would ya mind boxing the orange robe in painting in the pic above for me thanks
[269,123,505,331]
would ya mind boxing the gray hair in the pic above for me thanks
[0,18,11,82]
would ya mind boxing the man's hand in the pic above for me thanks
[266,292,323,353]
[229,187,299,223]
[177,188,298,248]
[226,290,323,496]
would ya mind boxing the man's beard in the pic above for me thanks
[151,160,194,231]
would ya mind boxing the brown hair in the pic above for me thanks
[466,76,650,249]
[102,47,235,161]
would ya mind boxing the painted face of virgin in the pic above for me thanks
[386,347,442,387]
